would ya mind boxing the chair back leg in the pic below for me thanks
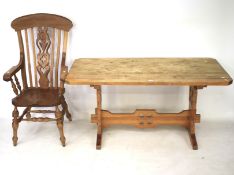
[61,96,72,121]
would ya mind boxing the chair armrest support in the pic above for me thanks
[60,65,68,82]
[59,65,68,95]
[3,53,24,81]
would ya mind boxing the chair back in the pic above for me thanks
[11,13,73,89]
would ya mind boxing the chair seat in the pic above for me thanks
[12,88,62,107]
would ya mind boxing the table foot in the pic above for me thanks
[188,131,198,150]
[96,133,102,150]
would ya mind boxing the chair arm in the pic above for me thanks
[3,65,22,82]
[3,53,24,81]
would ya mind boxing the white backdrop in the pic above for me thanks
[0,0,233,120]
[0,1,234,175]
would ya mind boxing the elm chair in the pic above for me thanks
[3,13,73,146]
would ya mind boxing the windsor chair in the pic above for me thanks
[3,13,73,146]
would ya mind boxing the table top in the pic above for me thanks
[65,58,232,86]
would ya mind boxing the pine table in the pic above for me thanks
[66,58,232,150]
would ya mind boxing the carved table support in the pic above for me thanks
[90,85,205,150]
[188,86,205,150]
[91,85,102,149]
[91,110,200,128]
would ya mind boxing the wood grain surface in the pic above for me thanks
[66,58,232,86]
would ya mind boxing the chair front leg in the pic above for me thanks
[12,106,19,146]
[55,107,66,146]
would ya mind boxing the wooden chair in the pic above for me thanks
[3,13,73,146]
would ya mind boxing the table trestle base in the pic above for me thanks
[91,85,203,150]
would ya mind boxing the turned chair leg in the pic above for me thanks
[12,106,19,146]
[61,96,72,121]
[55,107,66,146]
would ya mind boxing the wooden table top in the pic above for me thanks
[65,58,232,86]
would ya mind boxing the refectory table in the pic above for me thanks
[65,58,232,150]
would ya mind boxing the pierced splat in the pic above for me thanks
[36,27,51,88]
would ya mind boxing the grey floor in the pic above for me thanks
[0,118,234,175]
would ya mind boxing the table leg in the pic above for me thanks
[92,85,102,150]
[188,86,199,150]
